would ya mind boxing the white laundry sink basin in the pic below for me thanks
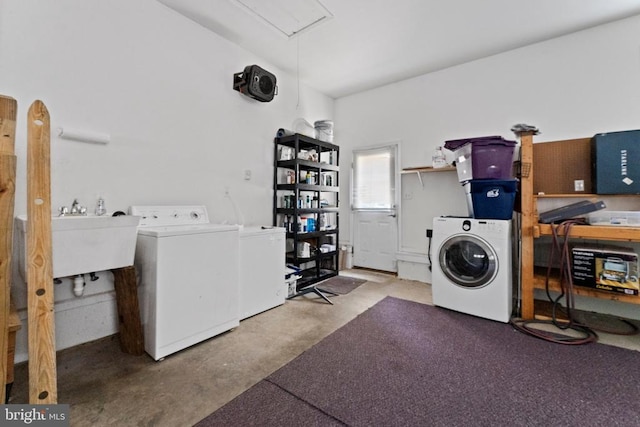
[16,214,140,280]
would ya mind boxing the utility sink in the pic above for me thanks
[16,214,140,280]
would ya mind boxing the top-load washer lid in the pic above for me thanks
[239,225,286,237]
[137,223,239,238]
[129,205,239,237]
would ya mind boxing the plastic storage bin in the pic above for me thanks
[314,120,334,142]
[445,136,517,182]
[592,129,640,194]
[465,179,517,220]
[587,211,640,226]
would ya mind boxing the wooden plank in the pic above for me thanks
[0,95,17,404]
[27,100,57,404]
[111,266,145,355]
[519,132,536,319]
[537,223,640,241]
[0,96,17,154]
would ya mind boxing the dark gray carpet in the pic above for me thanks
[196,297,640,427]
[316,275,366,295]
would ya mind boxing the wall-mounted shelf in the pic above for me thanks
[401,166,456,186]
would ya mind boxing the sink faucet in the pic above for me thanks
[70,199,80,214]
[59,199,87,216]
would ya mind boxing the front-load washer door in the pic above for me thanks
[438,234,497,288]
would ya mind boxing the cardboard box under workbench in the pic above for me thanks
[572,245,639,296]
[533,138,592,195]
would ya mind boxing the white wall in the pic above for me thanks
[335,14,640,318]
[1,0,333,362]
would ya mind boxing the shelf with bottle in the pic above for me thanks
[277,211,338,236]
[277,166,338,190]
[286,232,338,260]
[273,133,339,294]
[401,165,456,186]
[276,133,339,161]
[278,158,339,172]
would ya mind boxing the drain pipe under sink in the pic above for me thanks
[72,274,85,297]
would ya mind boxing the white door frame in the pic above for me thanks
[350,141,402,270]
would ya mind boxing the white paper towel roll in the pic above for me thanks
[57,127,110,144]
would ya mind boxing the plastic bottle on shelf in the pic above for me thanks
[432,146,447,168]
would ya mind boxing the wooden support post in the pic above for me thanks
[0,95,17,404]
[110,266,144,355]
[27,100,57,404]
[519,131,536,319]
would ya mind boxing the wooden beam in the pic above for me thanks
[0,95,17,404]
[27,100,57,403]
[111,266,145,355]
[519,131,536,319]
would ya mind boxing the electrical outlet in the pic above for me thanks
[244,169,252,180]
[426,229,433,238]
[403,192,413,200]
[574,180,585,192]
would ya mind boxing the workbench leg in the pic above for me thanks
[111,266,144,355]
[519,132,536,319]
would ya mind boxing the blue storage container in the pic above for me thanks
[466,179,517,220]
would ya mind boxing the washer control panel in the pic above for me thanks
[129,205,210,227]
[468,219,511,236]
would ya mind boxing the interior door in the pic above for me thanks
[351,144,399,272]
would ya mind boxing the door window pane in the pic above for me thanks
[352,146,395,210]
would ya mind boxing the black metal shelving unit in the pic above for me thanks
[273,133,339,303]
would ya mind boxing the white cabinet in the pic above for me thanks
[239,227,286,320]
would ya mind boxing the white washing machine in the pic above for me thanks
[431,216,513,323]
[239,226,286,320]
[130,206,240,360]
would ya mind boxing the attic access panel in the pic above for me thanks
[232,0,333,38]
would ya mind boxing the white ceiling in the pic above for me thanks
[157,0,640,99]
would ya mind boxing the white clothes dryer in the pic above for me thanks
[130,206,240,360]
[431,217,513,323]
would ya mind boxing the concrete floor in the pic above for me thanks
[9,269,640,426]
[10,269,430,426]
